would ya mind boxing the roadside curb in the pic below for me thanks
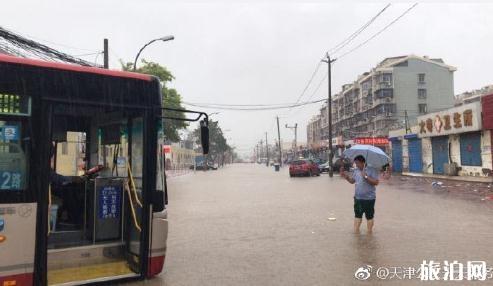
[400,172,493,183]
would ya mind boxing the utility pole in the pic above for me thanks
[256,144,259,163]
[294,124,297,158]
[322,53,336,177]
[276,116,282,167]
[259,140,264,160]
[285,123,298,159]
[404,110,410,134]
[265,132,269,167]
[103,38,109,69]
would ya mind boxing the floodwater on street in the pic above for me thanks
[128,164,493,286]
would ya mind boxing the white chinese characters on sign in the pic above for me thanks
[355,260,491,281]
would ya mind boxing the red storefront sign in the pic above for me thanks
[163,145,172,153]
[354,137,389,145]
[482,94,493,129]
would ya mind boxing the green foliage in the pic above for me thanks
[122,59,187,142]
[193,120,231,162]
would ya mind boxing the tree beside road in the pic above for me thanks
[122,60,187,142]
[193,120,234,166]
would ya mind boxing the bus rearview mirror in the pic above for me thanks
[201,125,209,155]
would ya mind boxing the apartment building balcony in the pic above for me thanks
[362,88,372,97]
[374,81,393,91]
[374,87,393,97]
[373,112,396,121]
[373,96,394,106]
[368,103,396,118]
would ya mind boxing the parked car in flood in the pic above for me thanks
[334,157,352,172]
[189,162,218,170]
[318,161,330,173]
[289,159,321,177]
[311,158,325,167]
[318,157,352,173]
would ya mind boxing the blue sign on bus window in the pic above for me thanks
[0,171,22,190]
[1,125,19,141]
[98,186,121,219]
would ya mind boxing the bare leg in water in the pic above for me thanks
[367,219,374,234]
[354,218,362,233]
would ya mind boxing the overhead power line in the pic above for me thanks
[336,3,419,60]
[182,98,327,111]
[0,26,99,67]
[287,61,323,113]
[328,3,391,55]
[286,3,392,115]
[73,51,104,57]
[5,27,100,53]
[183,102,298,107]
[290,72,328,116]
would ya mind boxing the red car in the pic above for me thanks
[289,159,321,177]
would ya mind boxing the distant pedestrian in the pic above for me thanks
[381,163,392,180]
[340,155,379,234]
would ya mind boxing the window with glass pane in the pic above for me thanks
[418,104,427,114]
[0,121,27,190]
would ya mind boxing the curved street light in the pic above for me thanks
[133,35,174,71]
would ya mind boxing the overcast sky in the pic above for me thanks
[2,1,493,156]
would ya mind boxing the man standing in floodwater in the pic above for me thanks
[340,155,379,234]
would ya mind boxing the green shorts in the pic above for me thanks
[354,197,376,220]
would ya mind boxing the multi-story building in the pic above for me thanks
[328,55,456,141]
[164,140,199,170]
[55,132,85,176]
[307,115,321,148]
[455,84,493,106]
[319,103,329,139]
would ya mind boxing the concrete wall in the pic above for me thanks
[393,58,455,125]
[402,139,409,172]
[418,131,491,176]
[482,130,492,172]
[422,138,433,174]
[56,132,84,176]
[388,126,421,172]
[449,130,492,177]
[389,127,492,177]
[168,143,198,168]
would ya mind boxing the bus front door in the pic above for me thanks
[46,108,148,285]
[125,117,145,273]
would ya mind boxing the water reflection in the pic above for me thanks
[352,233,381,267]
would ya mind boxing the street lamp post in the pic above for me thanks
[133,35,174,71]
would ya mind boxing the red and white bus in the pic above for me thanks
[0,54,208,285]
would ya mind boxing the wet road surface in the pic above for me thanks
[128,164,493,285]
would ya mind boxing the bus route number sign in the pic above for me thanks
[0,171,22,190]
[98,186,121,219]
